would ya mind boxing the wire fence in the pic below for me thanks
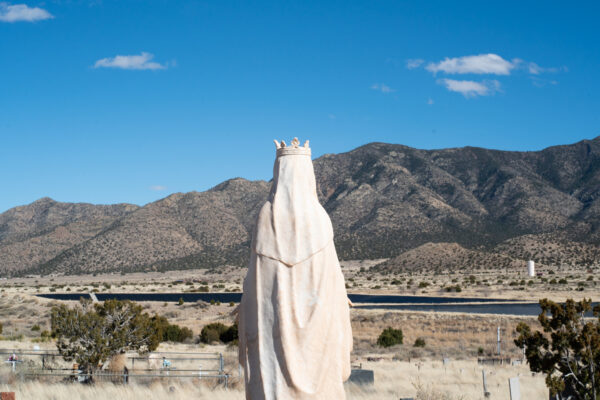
[22,370,231,388]
[0,348,233,388]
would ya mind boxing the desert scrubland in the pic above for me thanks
[0,265,596,399]
[2,259,599,302]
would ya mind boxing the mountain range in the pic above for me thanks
[2,136,600,276]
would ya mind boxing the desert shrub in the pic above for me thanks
[177,297,184,306]
[200,323,228,344]
[444,285,462,293]
[220,324,239,344]
[418,282,429,288]
[377,327,403,348]
[31,324,40,332]
[164,324,193,342]
[150,315,193,343]
[414,337,426,348]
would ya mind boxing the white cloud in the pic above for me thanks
[528,62,543,75]
[93,52,167,70]
[426,54,515,75]
[406,58,424,69]
[370,83,395,93]
[0,3,53,22]
[150,185,167,191]
[438,79,500,98]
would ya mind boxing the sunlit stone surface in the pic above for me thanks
[238,138,353,400]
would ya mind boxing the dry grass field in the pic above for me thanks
[0,361,548,400]
[0,341,547,400]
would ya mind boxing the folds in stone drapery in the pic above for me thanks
[238,139,353,400]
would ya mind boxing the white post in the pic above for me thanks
[509,377,521,400]
[482,370,491,397]
[497,327,501,356]
[527,260,535,277]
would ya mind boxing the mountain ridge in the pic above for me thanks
[2,136,600,276]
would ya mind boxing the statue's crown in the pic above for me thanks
[274,137,311,157]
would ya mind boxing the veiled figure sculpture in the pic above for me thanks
[238,138,353,400]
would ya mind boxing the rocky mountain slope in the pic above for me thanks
[2,137,600,276]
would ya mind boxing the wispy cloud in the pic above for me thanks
[150,185,167,191]
[406,58,424,69]
[93,52,167,70]
[370,83,395,93]
[427,98,434,105]
[426,54,515,75]
[530,76,559,88]
[438,79,500,98]
[0,3,53,22]
[527,62,567,75]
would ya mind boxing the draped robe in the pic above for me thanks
[238,143,353,400]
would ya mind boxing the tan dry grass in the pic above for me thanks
[0,360,546,400]
[351,310,539,359]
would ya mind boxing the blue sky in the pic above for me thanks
[1,0,599,212]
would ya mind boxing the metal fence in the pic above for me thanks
[22,369,232,388]
[0,348,232,388]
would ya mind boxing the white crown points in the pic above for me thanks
[274,137,311,156]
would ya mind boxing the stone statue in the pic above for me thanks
[238,138,353,399]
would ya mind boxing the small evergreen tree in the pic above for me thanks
[51,299,159,375]
[377,327,403,348]
[515,298,600,399]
